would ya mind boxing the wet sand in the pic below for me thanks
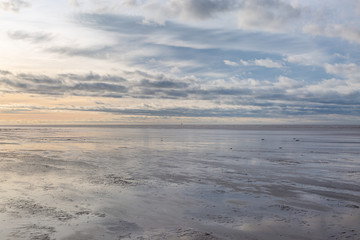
[0,125,359,239]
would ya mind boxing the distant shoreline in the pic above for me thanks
[1,124,359,131]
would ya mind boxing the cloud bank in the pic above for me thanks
[1,0,360,123]
[1,68,360,119]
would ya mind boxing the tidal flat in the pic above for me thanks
[0,125,359,239]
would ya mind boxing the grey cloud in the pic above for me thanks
[131,70,191,84]
[1,69,254,100]
[1,69,360,118]
[302,91,360,106]
[0,0,30,12]
[8,31,53,43]
[47,46,115,59]
[59,72,127,83]
[162,90,189,98]
[140,79,188,89]
[16,73,62,84]
[128,70,193,98]
[139,88,189,99]
[188,88,253,100]
[73,82,127,93]
[165,0,239,20]
[131,0,302,32]
[129,69,254,99]
[0,72,128,97]
[0,70,12,75]
[137,86,254,100]
[237,0,302,32]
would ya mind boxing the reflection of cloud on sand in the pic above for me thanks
[0,126,359,239]
[235,210,360,240]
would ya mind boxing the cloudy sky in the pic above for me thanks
[0,0,360,124]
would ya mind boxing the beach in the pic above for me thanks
[0,125,359,239]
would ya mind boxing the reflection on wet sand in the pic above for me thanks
[0,126,359,239]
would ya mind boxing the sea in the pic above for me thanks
[0,125,359,239]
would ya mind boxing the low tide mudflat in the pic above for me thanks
[0,125,359,239]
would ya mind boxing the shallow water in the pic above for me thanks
[0,125,359,239]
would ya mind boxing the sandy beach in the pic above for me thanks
[0,125,359,239]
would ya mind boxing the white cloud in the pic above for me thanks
[0,0,30,12]
[239,58,283,68]
[325,63,360,82]
[304,78,353,95]
[304,24,360,44]
[253,58,283,68]
[239,59,249,66]
[284,51,329,66]
[224,60,238,66]
[275,76,301,89]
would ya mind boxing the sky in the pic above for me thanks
[0,0,360,124]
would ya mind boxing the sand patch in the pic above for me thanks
[10,224,56,240]
[5,198,74,221]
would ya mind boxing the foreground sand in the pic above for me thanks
[0,126,359,239]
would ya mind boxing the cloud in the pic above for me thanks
[0,0,30,12]
[275,76,301,89]
[0,70,12,75]
[59,72,127,83]
[284,53,320,66]
[236,0,302,32]
[121,0,139,7]
[324,63,360,82]
[163,0,239,20]
[0,71,129,97]
[8,31,53,43]
[140,79,189,89]
[1,68,360,119]
[47,46,115,59]
[69,0,80,8]
[123,0,303,33]
[304,24,360,44]
[253,58,283,68]
[79,13,316,57]
[134,0,239,25]
[238,58,283,68]
[0,69,197,100]
[224,60,238,66]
